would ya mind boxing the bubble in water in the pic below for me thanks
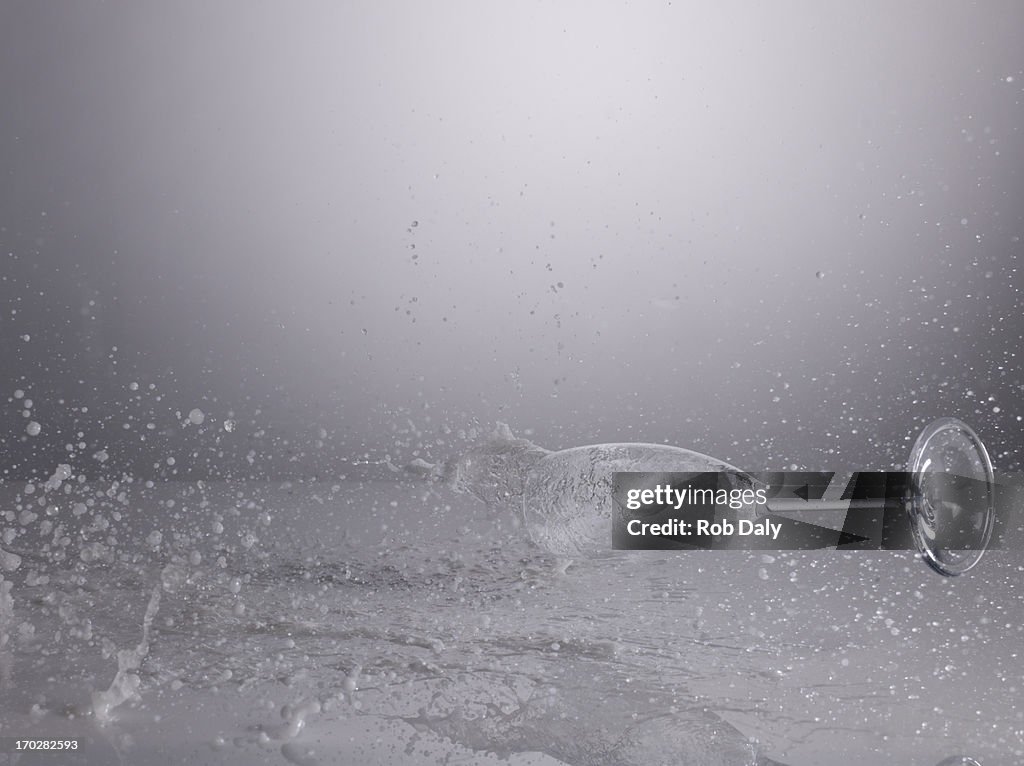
[188,408,205,425]
[25,421,41,436]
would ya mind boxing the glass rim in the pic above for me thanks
[907,417,995,576]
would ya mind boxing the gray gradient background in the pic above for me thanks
[1,1,1022,479]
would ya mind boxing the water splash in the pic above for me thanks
[0,576,13,649]
[91,584,162,723]
[413,423,765,556]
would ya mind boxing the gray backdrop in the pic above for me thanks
[2,1,1022,479]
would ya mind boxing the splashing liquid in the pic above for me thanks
[418,423,764,556]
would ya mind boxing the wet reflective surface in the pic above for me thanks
[1,478,1021,765]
